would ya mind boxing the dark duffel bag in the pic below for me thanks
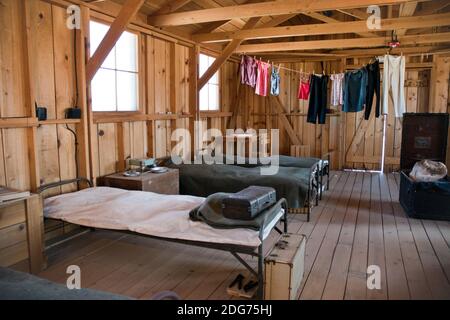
[399,171,450,221]
[222,186,277,220]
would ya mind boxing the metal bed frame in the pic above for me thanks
[39,178,288,300]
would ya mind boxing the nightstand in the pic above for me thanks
[100,169,179,195]
[0,195,46,274]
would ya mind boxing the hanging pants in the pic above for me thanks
[364,60,381,120]
[382,55,406,118]
[307,75,329,124]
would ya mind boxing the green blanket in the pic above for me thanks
[171,163,311,209]
[189,193,282,231]
[221,155,320,170]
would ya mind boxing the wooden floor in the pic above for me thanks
[29,171,450,300]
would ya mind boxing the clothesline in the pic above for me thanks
[240,54,327,76]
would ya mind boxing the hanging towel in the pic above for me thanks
[255,61,270,96]
[330,73,344,106]
[382,55,406,118]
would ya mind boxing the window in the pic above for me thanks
[199,54,219,111]
[90,21,139,112]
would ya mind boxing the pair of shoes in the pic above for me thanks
[229,274,245,290]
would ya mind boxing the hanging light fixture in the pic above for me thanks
[388,30,401,48]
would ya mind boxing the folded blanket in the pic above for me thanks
[189,193,283,231]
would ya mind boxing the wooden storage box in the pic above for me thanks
[399,171,450,221]
[264,233,305,300]
[0,195,45,274]
[99,169,179,195]
[400,113,449,169]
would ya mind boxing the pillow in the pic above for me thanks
[409,160,448,182]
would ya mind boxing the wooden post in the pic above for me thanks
[75,6,92,185]
[189,45,200,161]
[429,55,450,113]
[25,195,45,274]
[22,0,40,192]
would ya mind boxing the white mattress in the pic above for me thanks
[44,187,283,247]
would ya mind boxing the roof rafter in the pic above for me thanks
[301,11,376,37]
[148,0,429,27]
[151,0,193,15]
[193,12,450,43]
[235,32,450,53]
[396,1,418,36]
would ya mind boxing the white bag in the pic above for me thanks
[409,160,448,182]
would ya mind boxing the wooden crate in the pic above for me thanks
[99,169,180,195]
[264,233,305,300]
[0,195,45,274]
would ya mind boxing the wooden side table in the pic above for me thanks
[0,195,46,274]
[100,169,179,195]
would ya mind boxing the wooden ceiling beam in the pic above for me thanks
[191,0,249,34]
[86,0,145,82]
[301,11,376,38]
[198,17,261,90]
[193,12,450,43]
[151,0,193,15]
[330,45,445,56]
[404,0,450,35]
[396,1,418,36]
[336,8,371,20]
[235,32,450,53]
[148,0,428,27]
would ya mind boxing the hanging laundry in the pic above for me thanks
[270,66,280,96]
[382,55,406,118]
[240,55,257,88]
[297,73,311,100]
[307,74,329,125]
[343,68,368,113]
[330,73,344,106]
[255,60,270,96]
[364,60,381,120]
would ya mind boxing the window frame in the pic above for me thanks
[199,52,221,112]
[88,17,144,115]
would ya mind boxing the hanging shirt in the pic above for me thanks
[240,56,257,88]
[298,74,311,100]
[255,61,270,97]
[330,73,344,106]
[343,68,368,113]
[270,68,280,96]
